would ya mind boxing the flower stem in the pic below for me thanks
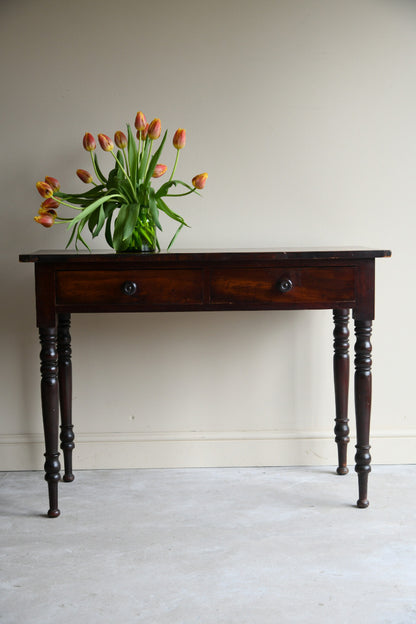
[56,198,84,210]
[169,149,180,182]
[166,189,197,197]
[110,150,137,199]
[122,147,130,176]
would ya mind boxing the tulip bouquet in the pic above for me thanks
[34,112,208,252]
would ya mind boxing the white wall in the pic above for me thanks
[1,0,415,470]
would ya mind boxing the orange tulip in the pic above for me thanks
[83,132,96,151]
[36,181,54,198]
[76,169,93,183]
[34,213,56,227]
[98,134,114,151]
[44,176,60,192]
[38,207,57,217]
[192,173,208,189]
[134,111,147,131]
[152,164,168,178]
[173,128,186,150]
[148,118,161,140]
[114,131,127,149]
[41,197,60,210]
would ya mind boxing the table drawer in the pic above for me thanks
[209,267,355,305]
[56,269,204,306]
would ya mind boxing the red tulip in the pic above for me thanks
[36,181,54,198]
[136,124,148,140]
[98,134,114,151]
[173,128,186,150]
[41,197,60,210]
[114,131,127,149]
[44,176,60,192]
[192,173,208,189]
[148,118,161,140]
[83,132,96,151]
[134,111,147,131]
[76,169,93,183]
[34,213,56,227]
[152,164,168,178]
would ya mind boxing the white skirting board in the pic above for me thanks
[1,429,415,470]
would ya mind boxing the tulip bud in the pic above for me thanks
[38,207,57,217]
[134,111,147,131]
[173,128,186,150]
[41,197,60,210]
[114,131,127,149]
[44,176,60,192]
[148,118,161,140]
[192,173,208,189]
[98,134,114,151]
[36,181,54,198]
[83,132,96,151]
[34,213,56,227]
[152,164,168,178]
[76,169,93,183]
[136,124,148,140]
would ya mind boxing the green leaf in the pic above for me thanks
[167,223,184,250]
[127,124,138,189]
[75,217,91,251]
[149,188,162,231]
[115,150,123,171]
[155,180,178,199]
[67,193,120,228]
[65,223,77,249]
[157,197,189,227]
[93,154,107,184]
[88,207,99,234]
[56,185,106,205]
[91,204,106,238]
[104,205,116,248]
[113,203,140,250]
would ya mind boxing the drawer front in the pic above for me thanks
[56,269,204,306]
[209,267,355,306]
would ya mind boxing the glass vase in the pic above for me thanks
[123,215,158,253]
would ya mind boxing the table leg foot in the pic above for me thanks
[337,466,349,475]
[44,451,61,517]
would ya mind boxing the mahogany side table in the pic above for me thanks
[19,248,391,517]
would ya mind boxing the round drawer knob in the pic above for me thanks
[121,281,137,296]
[278,278,293,293]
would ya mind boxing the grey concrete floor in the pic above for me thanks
[1,466,416,623]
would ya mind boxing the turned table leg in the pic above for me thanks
[39,326,61,518]
[58,313,74,482]
[333,309,350,475]
[354,319,372,508]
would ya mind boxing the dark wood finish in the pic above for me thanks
[333,309,350,475]
[56,269,204,306]
[20,248,391,516]
[354,320,373,508]
[39,326,61,518]
[58,313,74,483]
